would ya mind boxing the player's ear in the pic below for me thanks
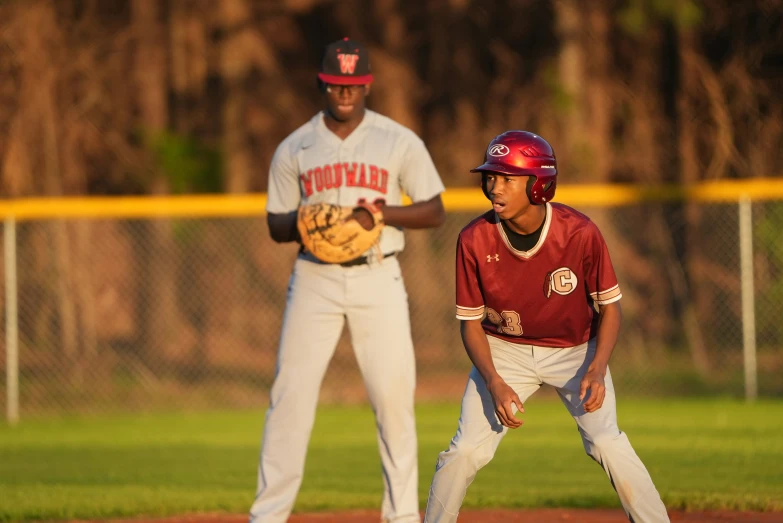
[364,84,371,96]
[317,78,327,94]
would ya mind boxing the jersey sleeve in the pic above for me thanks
[455,233,485,320]
[265,141,301,214]
[398,134,445,203]
[583,222,622,305]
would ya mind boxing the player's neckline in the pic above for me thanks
[320,110,372,143]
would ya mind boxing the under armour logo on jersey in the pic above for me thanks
[488,144,510,157]
[337,53,359,74]
[486,254,500,262]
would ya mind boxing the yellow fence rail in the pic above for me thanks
[1,179,783,220]
[3,179,783,420]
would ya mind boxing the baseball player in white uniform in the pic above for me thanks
[249,38,446,523]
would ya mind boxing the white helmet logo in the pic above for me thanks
[488,144,510,157]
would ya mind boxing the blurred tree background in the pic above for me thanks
[1,0,783,411]
[0,0,780,197]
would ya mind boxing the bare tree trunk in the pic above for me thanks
[136,0,168,132]
[676,31,711,375]
[61,42,100,365]
[133,0,179,364]
[553,0,586,174]
[629,25,665,183]
[369,0,420,132]
[219,0,254,194]
[74,222,98,359]
[0,22,30,198]
[625,26,678,358]
[585,3,612,183]
[18,3,82,365]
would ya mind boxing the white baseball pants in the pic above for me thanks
[424,336,669,523]
[249,255,420,523]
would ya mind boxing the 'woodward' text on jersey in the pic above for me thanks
[299,162,389,197]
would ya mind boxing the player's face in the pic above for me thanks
[324,83,370,122]
[485,173,531,220]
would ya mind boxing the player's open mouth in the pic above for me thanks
[493,201,506,212]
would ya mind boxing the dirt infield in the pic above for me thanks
[71,509,783,523]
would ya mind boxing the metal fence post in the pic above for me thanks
[4,216,19,424]
[739,195,757,401]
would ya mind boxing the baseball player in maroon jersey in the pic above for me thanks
[250,38,445,523]
[423,131,669,523]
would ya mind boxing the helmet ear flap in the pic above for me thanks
[481,172,491,200]
[526,175,556,205]
[526,175,537,204]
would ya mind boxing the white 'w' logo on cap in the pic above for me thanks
[337,54,359,74]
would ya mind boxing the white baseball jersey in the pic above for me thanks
[266,109,445,255]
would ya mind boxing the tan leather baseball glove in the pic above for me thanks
[297,201,385,264]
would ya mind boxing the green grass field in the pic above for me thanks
[1,398,782,522]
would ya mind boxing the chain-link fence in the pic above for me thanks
[1,199,782,417]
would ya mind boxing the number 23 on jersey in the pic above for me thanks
[485,307,523,336]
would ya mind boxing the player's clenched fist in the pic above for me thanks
[579,366,607,413]
[487,378,525,429]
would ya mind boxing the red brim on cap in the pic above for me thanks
[318,73,374,85]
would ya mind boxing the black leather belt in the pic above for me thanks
[340,252,397,267]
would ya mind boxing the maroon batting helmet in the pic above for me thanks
[471,131,558,205]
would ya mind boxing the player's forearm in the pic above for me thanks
[590,301,622,374]
[460,319,502,385]
[267,211,301,243]
[378,194,445,229]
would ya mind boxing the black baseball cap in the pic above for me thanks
[317,37,373,86]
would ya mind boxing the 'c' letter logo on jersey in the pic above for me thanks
[488,144,510,157]
[544,267,578,298]
[337,53,359,74]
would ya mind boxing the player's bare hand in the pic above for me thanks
[487,378,524,429]
[349,207,375,230]
[579,367,607,413]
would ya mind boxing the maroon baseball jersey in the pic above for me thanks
[455,203,622,347]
